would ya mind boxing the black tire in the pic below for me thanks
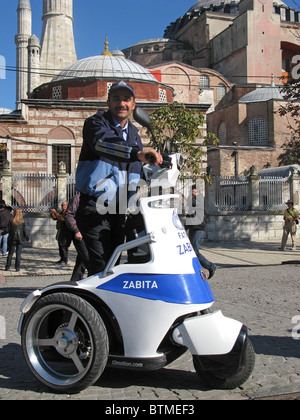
[193,337,255,389]
[21,292,108,393]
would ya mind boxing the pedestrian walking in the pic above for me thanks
[279,199,299,251]
[5,208,30,272]
[64,194,90,281]
[0,199,12,256]
[50,201,72,265]
[186,186,217,278]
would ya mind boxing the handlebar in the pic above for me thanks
[145,153,157,164]
[145,152,173,169]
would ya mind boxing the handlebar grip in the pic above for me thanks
[145,153,156,164]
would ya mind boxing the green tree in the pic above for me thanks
[148,102,218,178]
[277,78,300,165]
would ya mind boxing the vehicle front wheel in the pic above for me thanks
[193,337,255,390]
[21,292,108,393]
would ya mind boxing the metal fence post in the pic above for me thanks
[57,161,68,207]
[290,166,300,206]
[249,165,260,210]
[0,160,12,206]
[205,166,217,212]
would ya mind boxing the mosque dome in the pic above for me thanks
[52,55,157,83]
[32,38,173,103]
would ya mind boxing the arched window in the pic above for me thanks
[249,116,268,145]
[199,75,209,89]
[218,122,226,144]
[217,83,226,100]
[47,126,76,174]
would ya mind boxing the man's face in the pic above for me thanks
[107,88,136,125]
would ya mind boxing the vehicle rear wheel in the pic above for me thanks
[193,337,255,389]
[21,292,108,393]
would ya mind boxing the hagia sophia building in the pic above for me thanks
[0,0,299,177]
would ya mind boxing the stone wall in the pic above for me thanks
[23,212,58,248]
[206,211,286,242]
[23,208,290,248]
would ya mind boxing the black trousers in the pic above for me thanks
[77,203,125,276]
[57,228,72,263]
[70,237,90,282]
[6,243,23,270]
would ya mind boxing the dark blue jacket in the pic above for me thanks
[76,110,143,212]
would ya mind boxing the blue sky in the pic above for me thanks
[0,0,299,110]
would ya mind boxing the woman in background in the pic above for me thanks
[5,208,30,272]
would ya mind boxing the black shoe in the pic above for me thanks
[5,266,10,271]
[55,259,63,264]
[16,268,20,272]
[209,265,217,279]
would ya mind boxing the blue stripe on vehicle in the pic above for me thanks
[97,258,215,304]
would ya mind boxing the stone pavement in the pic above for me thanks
[201,240,300,268]
[0,240,299,280]
[0,240,299,401]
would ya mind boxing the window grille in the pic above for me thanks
[249,116,268,145]
[0,144,7,168]
[52,86,62,99]
[159,88,167,102]
[52,145,71,174]
[218,122,226,144]
[199,75,209,89]
[107,82,113,95]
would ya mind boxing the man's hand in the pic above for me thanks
[137,149,163,165]
[75,232,83,241]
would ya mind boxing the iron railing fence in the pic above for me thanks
[214,176,250,211]
[0,172,294,213]
[259,177,290,210]
[11,173,57,212]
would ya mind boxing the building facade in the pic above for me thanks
[1,0,299,179]
[124,0,300,176]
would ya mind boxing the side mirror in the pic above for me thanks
[133,107,152,130]
[133,107,159,151]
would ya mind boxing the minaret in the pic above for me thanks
[28,34,41,92]
[39,0,77,85]
[15,0,32,108]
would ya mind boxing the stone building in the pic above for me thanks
[206,81,294,176]
[125,0,299,85]
[0,47,177,176]
[4,0,299,178]
[0,0,299,246]
[124,0,300,175]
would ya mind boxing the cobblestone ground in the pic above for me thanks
[0,265,299,400]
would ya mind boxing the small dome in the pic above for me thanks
[188,0,288,12]
[112,49,125,58]
[238,86,284,103]
[29,34,40,47]
[52,55,157,83]
[188,0,239,12]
